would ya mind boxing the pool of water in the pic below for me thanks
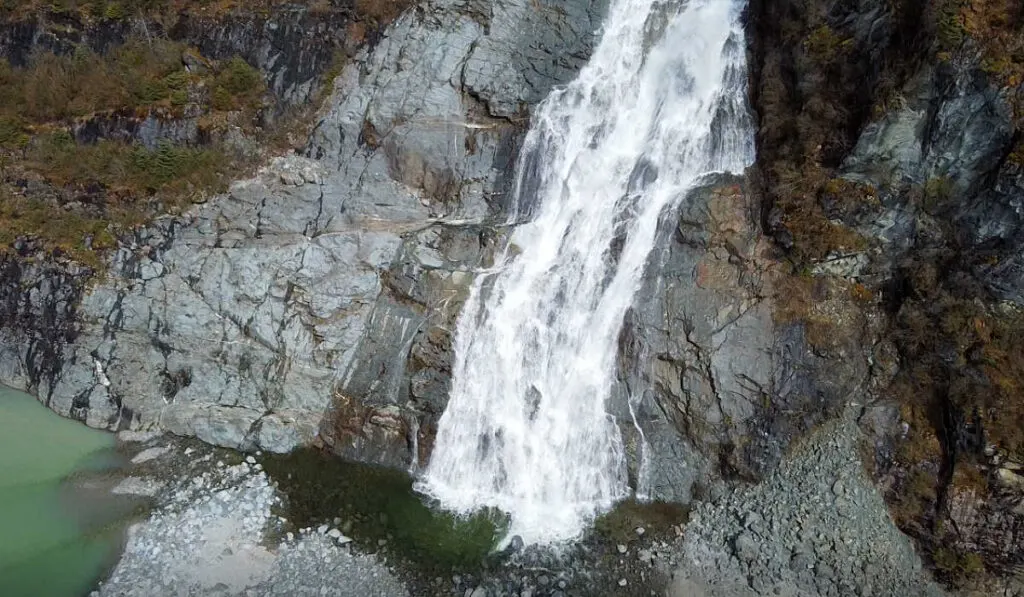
[0,386,127,597]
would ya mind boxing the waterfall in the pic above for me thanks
[415,0,755,545]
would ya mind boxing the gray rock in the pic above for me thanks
[840,59,1024,303]
[462,0,608,117]
[844,62,1012,195]
[619,174,867,501]
[789,551,814,572]
[0,0,608,459]
[733,532,758,563]
[673,415,947,597]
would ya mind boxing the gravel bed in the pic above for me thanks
[663,412,948,597]
[91,444,408,597]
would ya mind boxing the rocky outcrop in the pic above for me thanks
[168,7,350,107]
[747,0,1024,589]
[0,6,348,108]
[0,0,607,457]
[0,251,89,409]
[616,173,877,503]
[2,3,1018,593]
[0,0,882,510]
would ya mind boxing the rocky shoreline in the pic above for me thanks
[93,434,410,597]
[83,411,951,597]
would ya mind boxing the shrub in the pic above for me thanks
[218,56,261,95]
[936,1,966,50]
[21,52,73,121]
[934,547,986,585]
[169,88,189,107]
[210,85,234,111]
[804,25,852,64]
[0,117,25,147]
[103,2,125,20]
[209,56,264,110]
[0,193,116,267]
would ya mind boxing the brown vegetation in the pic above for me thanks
[1,0,311,20]
[755,0,940,264]
[355,0,414,26]
[1,0,416,26]
[0,0,416,266]
[883,256,1024,584]
[755,0,1024,587]
[0,36,267,264]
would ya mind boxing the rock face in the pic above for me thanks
[745,0,1024,589]
[0,0,608,457]
[0,253,89,408]
[0,6,348,108]
[167,7,351,106]
[0,0,882,506]
[617,174,874,503]
[1,3,1019,592]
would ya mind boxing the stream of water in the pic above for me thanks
[0,386,126,597]
[417,0,754,545]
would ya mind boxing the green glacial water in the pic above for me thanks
[0,386,125,597]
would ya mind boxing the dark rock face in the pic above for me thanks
[0,252,89,413]
[0,7,348,108]
[168,7,350,106]
[957,158,1024,303]
[0,14,131,65]
[72,109,207,149]
[748,0,1024,589]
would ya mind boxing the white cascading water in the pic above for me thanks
[415,0,755,544]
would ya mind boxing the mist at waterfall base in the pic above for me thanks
[415,0,755,545]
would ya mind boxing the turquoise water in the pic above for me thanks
[0,386,123,597]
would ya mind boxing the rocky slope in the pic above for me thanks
[747,0,1024,591]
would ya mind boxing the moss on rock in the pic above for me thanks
[261,448,504,575]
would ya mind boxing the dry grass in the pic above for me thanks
[2,0,414,25]
[0,0,392,267]
[0,0,302,20]
[881,263,1024,584]
[0,35,267,264]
